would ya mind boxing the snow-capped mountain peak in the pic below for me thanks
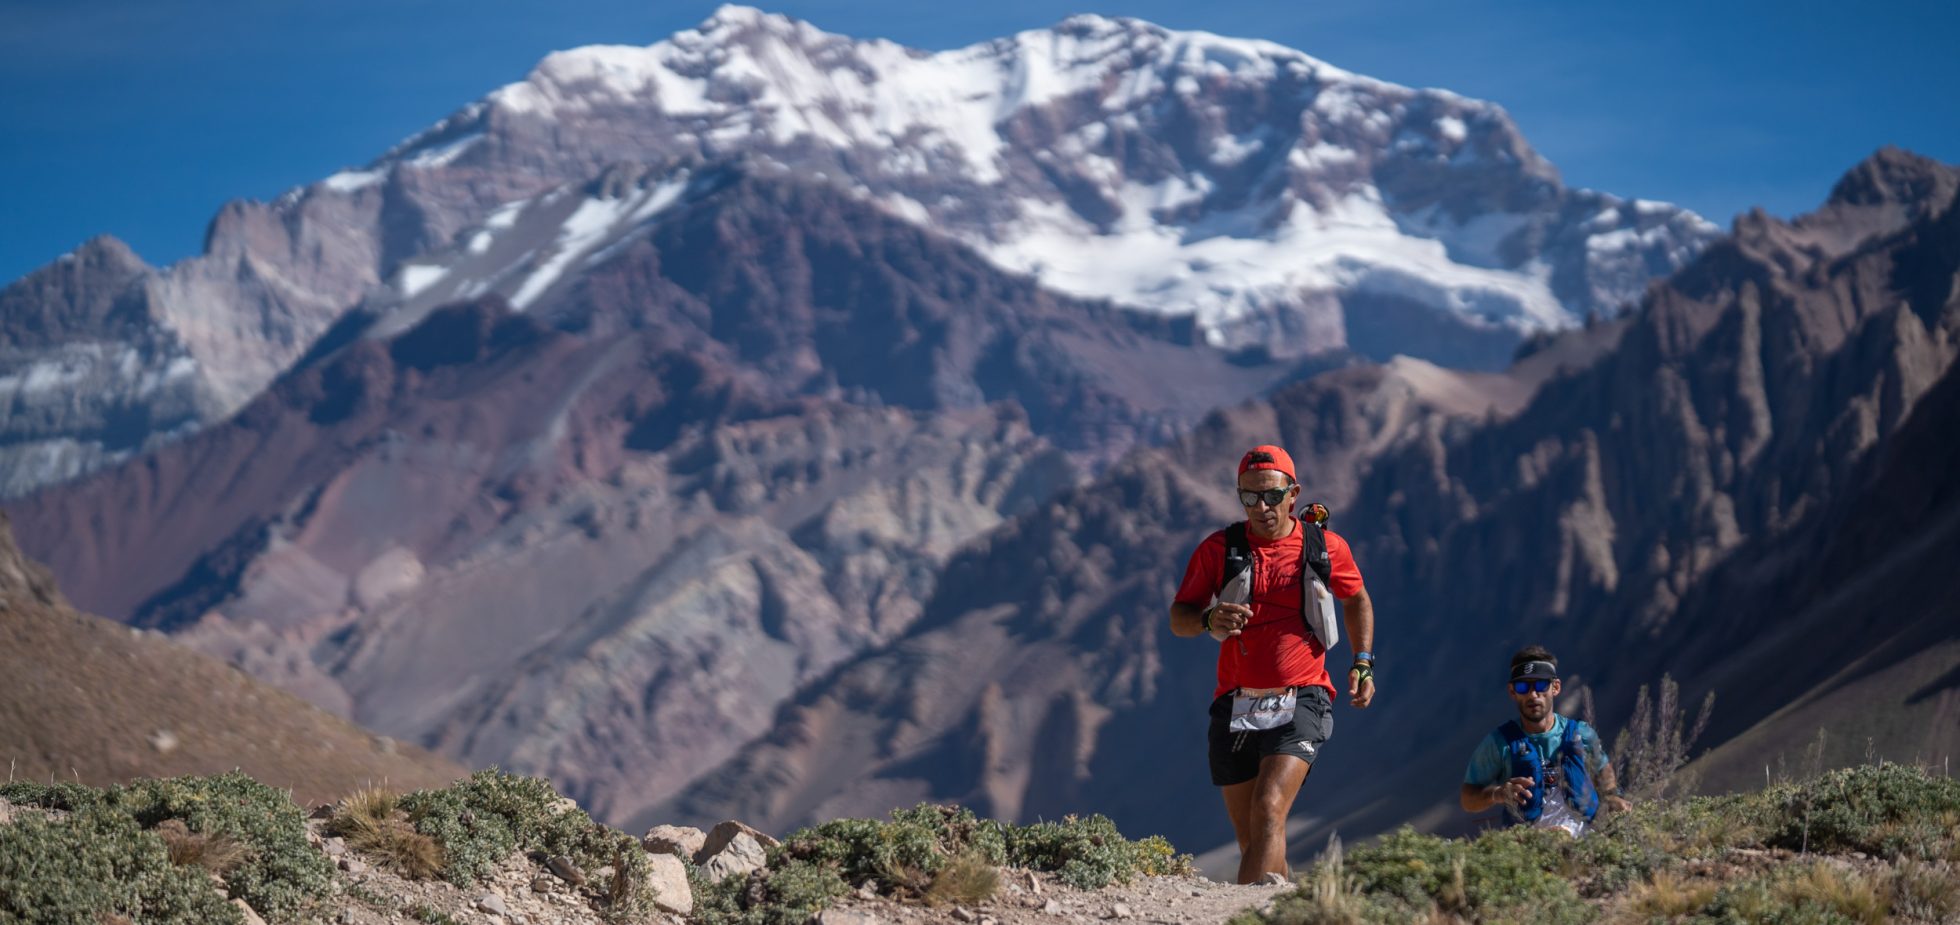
[334,6,1714,353]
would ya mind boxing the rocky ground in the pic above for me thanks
[302,810,1283,925]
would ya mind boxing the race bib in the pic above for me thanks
[1227,689,1296,732]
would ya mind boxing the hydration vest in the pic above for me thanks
[1498,718,1600,825]
[1217,503,1338,649]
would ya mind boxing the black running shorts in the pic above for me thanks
[1207,686,1334,786]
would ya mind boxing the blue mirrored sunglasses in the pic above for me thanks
[1511,679,1552,694]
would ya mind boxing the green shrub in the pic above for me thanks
[398,768,654,923]
[1005,813,1189,889]
[0,806,240,924]
[0,780,108,813]
[111,771,334,922]
[694,805,1189,925]
[1332,826,1591,925]
[1763,765,1960,860]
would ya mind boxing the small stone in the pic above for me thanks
[1043,899,1063,915]
[815,910,884,925]
[980,919,997,925]
[475,893,508,916]
[547,796,579,816]
[338,857,366,874]
[531,876,554,893]
[150,730,178,754]
[546,855,586,886]
[594,865,616,880]
[231,899,268,925]
[1110,904,1133,919]
[1188,889,1204,897]
[952,907,977,922]
[334,910,357,924]
[857,880,879,899]
[323,837,347,857]
[309,803,336,820]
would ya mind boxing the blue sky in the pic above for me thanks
[3,0,1955,284]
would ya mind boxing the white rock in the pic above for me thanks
[231,899,268,925]
[695,820,780,863]
[641,823,707,858]
[701,831,767,883]
[150,729,179,754]
[476,893,508,915]
[644,851,693,915]
[815,909,884,925]
[1110,903,1134,919]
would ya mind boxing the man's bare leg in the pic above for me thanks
[1221,780,1256,857]
[1236,755,1310,884]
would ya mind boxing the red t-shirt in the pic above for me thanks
[1173,523,1365,699]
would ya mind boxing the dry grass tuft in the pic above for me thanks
[1782,864,1890,925]
[152,818,249,876]
[1890,862,1958,921]
[924,851,999,906]
[1617,869,1717,921]
[329,786,443,880]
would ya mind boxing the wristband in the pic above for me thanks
[1201,606,1215,632]
[1353,651,1374,663]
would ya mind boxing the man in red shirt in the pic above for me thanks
[1169,445,1376,885]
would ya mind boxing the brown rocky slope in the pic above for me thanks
[0,511,462,805]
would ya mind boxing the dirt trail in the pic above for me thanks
[815,870,1290,925]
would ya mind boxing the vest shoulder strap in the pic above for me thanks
[1222,521,1252,586]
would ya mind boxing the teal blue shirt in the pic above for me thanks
[1463,714,1610,787]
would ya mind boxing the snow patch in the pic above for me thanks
[323,169,384,193]
[397,264,448,299]
[509,178,689,310]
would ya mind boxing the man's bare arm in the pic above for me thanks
[1461,778,1533,812]
[1340,587,1376,707]
[1170,601,1251,639]
[1169,601,1207,638]
[1340,587,1374,655]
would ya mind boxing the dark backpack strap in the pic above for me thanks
[1497,720,1546,824]
[1221,521,1252,589]
[1298,502,1332,587]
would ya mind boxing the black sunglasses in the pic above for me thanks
[1237,486,1294,508]
[1511,679,1552,694]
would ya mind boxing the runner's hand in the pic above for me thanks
[1206,603,1251,641]
[1604,794,1633,815]
[1347,663,1375,708]
[1493,777,1534,807]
